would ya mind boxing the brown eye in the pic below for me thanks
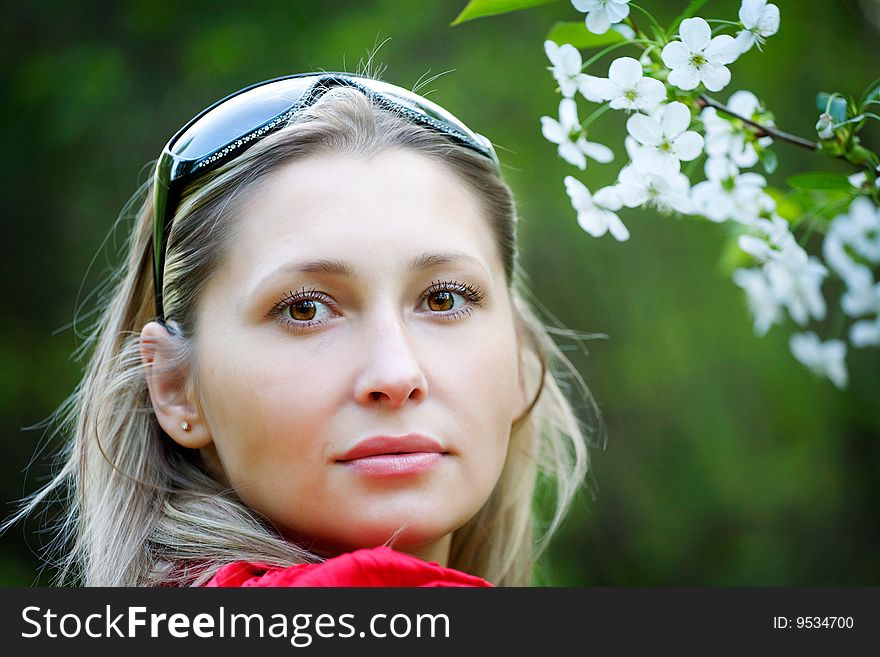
[427,290,455,312]
[288,299,317,321]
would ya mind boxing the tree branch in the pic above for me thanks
[698,94,819,151]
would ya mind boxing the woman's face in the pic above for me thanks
[191,149,527,562]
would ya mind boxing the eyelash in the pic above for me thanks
[269,280,486,333]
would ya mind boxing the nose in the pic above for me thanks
[353,309,428,409]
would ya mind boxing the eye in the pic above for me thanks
[419,279,486,320]
[270,287,336,332]
[426,290,457,312]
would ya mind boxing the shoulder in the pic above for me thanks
[203,546,493,588]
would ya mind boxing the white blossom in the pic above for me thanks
[541,98,614,170]
[735,0,780,54]
[847,171,868,189]
[580,56,666,112]
[691,158,775,224]
[544,40,585,99]
[625,101,703,172]
[732,267,783,335]
[616,162,692,214]
[840,267,880,368]
[851,315,880,347]
[766,254,828,326]
[822,231,871,290]
[829,197,880,264]
[564,176,630,241]
[739,231,828,326]
[701,90,773,168]
[824,199,880,321]
[841,275,880,319]
[661,17,740,92]
[789,332,848,389]
[571,0,631,35]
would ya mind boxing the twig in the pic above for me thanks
[698,94,819,151]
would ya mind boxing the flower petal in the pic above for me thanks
[559,141,587,169]
[734,30,755,54]
[581,138,615,163]
[635,77,666,111]
[559,43,583,74]
[728,90,760,118]
[558,97,580,130]
[606,212,631,241]
[660,41,691,69]
[559,76,579,98]
[577,209,608,236]
[757,4,780,36]
[626,113,662,146]
[580,75,616,102]
[851,319,880,347]
[678,17,711,49]
[586,10,612,35]
[705,156,738,180]
[706,34,740,65]
[608,56,642,87]
[544,40,560,64]
[700,63,732,92]
[660,101,692,137]
[594,185,623,211]
[571,0,599,11]
[667,65,700,91]
[739,0,766,28]
[540,117,566,144]
[671,130,704,161]
[605,2,631,22]
[564,175,591,209]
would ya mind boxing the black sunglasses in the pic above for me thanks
[151,72,499,321]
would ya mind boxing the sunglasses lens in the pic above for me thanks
[170,77,317,160]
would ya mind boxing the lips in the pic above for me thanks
[336,434,447,477]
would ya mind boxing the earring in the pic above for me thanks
[180,421,192,432]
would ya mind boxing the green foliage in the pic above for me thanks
[668,0,711,33]
[546,21,626,48]
[451,0,560,26]
[787,171,852,191]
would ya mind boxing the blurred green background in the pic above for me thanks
[2,0,878,586]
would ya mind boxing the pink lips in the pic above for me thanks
[336,434,446,476]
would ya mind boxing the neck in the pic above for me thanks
[394,533,452,567]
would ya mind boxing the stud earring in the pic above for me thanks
[181,421,191,432]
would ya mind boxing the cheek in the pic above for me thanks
[194,336,345,503]
[444,316,521,464]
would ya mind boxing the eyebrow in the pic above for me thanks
[261,251,489,282]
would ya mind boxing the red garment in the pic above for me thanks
[204,546,493,587]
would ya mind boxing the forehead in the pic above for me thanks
[226,150,501,282]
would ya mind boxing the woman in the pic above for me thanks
[11,72,600,586]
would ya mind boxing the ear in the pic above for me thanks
[140,321,213,449]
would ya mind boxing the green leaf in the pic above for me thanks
[451,0,560,25]
[816,92,848,123]
[765,187,803,221]
[669,0,710,34]
[546,21,626,48]
[787,172,852,191]
[859,75,880,105]
[846,145,877,166]
[758,148,778,175]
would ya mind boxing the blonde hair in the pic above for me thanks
[7,85,602,586]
